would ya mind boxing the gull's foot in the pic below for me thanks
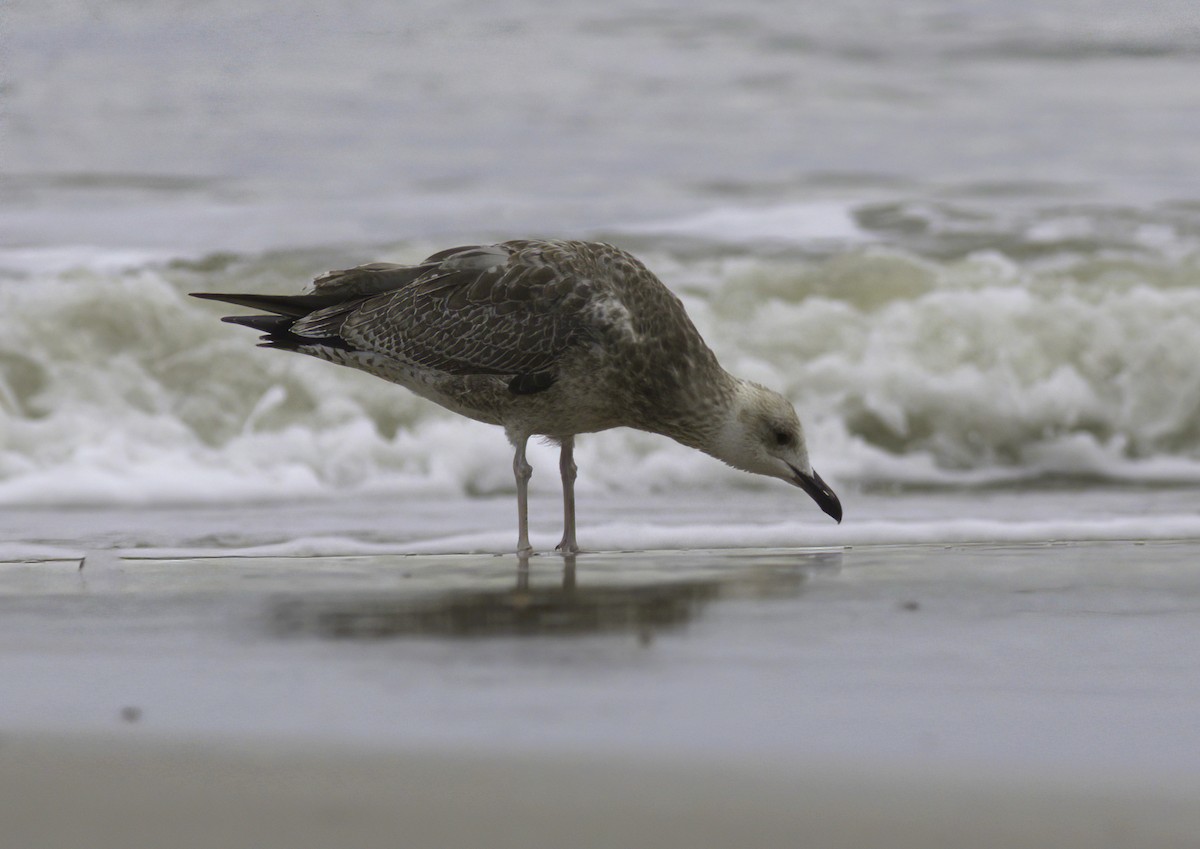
[555,540,579,554]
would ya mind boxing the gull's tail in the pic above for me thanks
[190,291,354,352]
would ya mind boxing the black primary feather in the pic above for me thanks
[191,291,341,317]
[217,313,355,353]
[221,314,290,333]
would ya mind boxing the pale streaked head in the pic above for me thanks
[709,381,842,523]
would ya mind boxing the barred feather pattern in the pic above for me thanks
[200,240,737,443]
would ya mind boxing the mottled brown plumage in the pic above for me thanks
[192,239,841,552]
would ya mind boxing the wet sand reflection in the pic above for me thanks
[267,550,840,640]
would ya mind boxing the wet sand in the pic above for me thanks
[4,733,1199,849]
[3,541,1200,847]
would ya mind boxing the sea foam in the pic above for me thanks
[0,236,1198,507]
[624,201,869,245]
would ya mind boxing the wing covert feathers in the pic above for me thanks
[192,240,630,384]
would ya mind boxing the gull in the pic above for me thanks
[193,240,842,552]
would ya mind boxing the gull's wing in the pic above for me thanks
[291,241,597,381]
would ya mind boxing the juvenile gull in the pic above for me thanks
[192,240,842,552]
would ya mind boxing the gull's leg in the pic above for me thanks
[512,434,533,554]
[561,552,577,591]
[556,436,579,553]
[515,549,531,592]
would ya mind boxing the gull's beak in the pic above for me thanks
[788,465,843,524]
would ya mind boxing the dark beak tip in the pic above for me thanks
[818,491,844,524]
[792,466,843,524]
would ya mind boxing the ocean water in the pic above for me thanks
[4,0,1200,549]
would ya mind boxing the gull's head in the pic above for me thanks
[711,381,842,523]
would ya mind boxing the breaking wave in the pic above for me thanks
[2,216,1199,506]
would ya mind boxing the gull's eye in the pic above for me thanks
[772,429,793,448]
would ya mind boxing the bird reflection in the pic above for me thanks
[267,549,839,641]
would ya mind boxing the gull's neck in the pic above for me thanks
[649,370,746,458]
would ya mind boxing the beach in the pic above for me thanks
[3,506,1200,847]
[5,735,1199,849]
